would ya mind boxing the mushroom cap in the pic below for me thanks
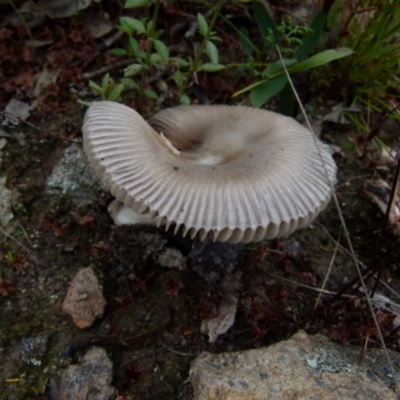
[83,101,337,243]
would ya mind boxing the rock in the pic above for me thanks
[83,10,114,39]
[190,330,397,400]
[0,177,14,224]
[62,267,106,329]
[3,99,33,121]
[137,231,167,258]
[189,239,245,283]
[158,247,187,270]
[0,138,7,150]
[46,143,106,205]
[51,346,116,400]
[19,334,50,367]
[21,0,93,19]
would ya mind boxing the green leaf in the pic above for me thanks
[154,40,169,61]
[117,19,131,35]
[121,78,138,89]
[250,75,288,108]
[209,35,222,42]
[153,29,164,39]
[287,48,354,73]
[89,80,103,94]
[125,0,152,8]
[206,41,219,64]
[129,37,139,53]
[172,70,184,88]
[233,79,266,97]
[294,11,325,60]
[179,94,191,105]
[278,83,294,116]
[144,89,158,99]
[239,28,253,56]
[107,83,124,101]
[170,57,189,68]
[136,50,147,60]
[201,63,225,72]
[263,58,298,77]
[197,13,209,37]
[77,99,92,107]
[150,53,163,67]
[124,63,143,77]
[120,17,146,34]
[360,42,400,64]
[252,1,279,44]
[110,48,128,57]
[101,73,111,90]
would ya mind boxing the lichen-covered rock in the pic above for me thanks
[0,177,14,224]
[19,334,50,367]
[190,330,397,400]
[46,143,106,205]
[158,247,187,269]
[51,346,116,400]
[62,267,106,329]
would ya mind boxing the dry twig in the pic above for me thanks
[0,226,44,266]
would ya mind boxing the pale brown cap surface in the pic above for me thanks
[83,101,337,243]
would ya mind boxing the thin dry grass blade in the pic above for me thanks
[277,45,400,395]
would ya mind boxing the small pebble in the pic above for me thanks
[62,267,106,329]
[20,334,50,367]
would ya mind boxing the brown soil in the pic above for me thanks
[1,2,400,399]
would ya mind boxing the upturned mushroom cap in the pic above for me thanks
[83,101,336,243]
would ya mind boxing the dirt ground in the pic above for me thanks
[1,1,400,399]
[1,108,400,399]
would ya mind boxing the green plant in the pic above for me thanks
[232,1,353,113]
[85,0,353,114]
[4,251,14,263]
[325,0,400,128]
[87,0,225,112]
[88,73,125,101]
[13,202,27,215]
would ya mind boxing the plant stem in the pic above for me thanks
[8,0,33,39]
[191,0,225,73]
[334,0,363,47]
[224,62,265,69]
[138,0,162,113]
[214,7,260,55]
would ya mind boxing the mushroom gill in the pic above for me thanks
[83,101,337,243]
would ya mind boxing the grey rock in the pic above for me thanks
[189,239,245,283]
[51,346,116,400]
[190,330,398,400]
[158,247,187,270]
[0,177,14,224]
[46,143,106,205]
[0,138,7,149]
[136,231,167,258]
[3,99,32,122]
[21,0,93,19]
[19,334,50,367]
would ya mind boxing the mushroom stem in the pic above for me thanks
[108,200,161,226]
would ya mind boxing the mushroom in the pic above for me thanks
[83,101,336,243]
